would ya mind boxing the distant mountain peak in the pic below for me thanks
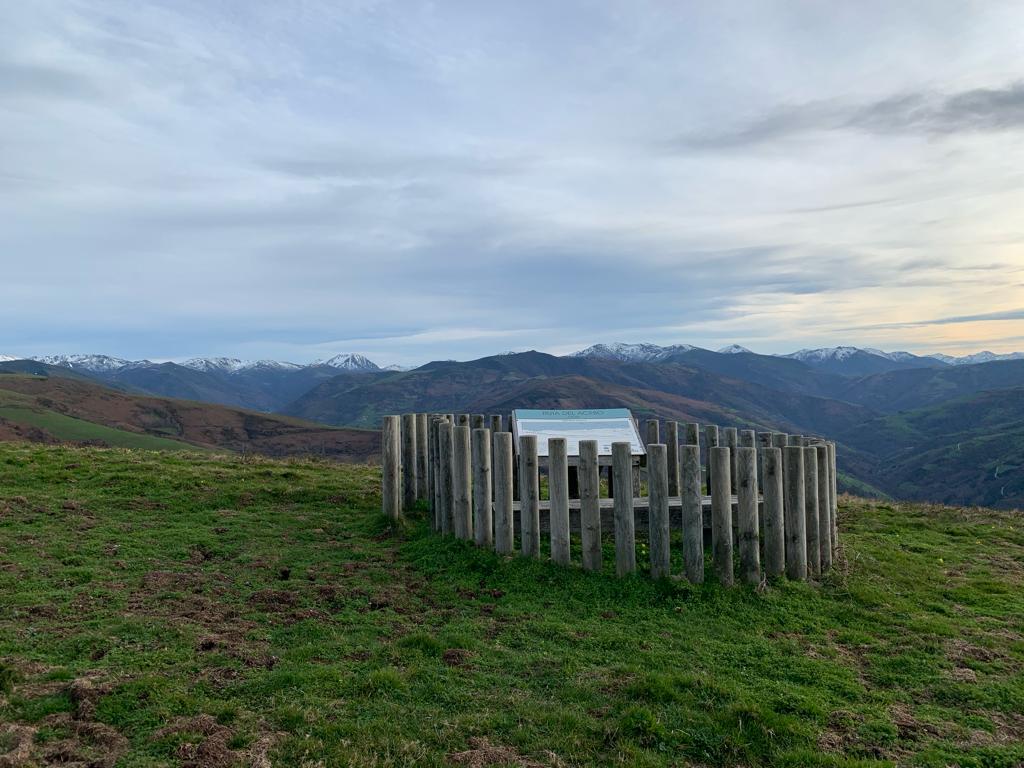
[315,353,380,372]
[717,344,752,354]
[0,354,18,362]
[932,350,1024,365]
[31,354,136,373]
[570,342,697,362]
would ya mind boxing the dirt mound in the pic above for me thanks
[447,737,546,768]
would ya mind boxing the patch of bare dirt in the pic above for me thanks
[0,724,36,768]
[447,737,546,768]
[154,715,238,768]
[442,648,472,667]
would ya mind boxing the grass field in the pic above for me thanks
[0,444,1022,767]
[0,389,195,452]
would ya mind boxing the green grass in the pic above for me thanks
[0,390,195,452]
[0,444,1022,766]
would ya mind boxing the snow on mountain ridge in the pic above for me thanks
[31,354,137,373]
[315,353,380,371]
[571,342,697,362]
[717,344,753,354]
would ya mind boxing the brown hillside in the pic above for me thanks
[0,374,379,461]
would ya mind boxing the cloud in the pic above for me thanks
[681,82,1024,149]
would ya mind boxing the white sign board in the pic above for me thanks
[511,408,646,457]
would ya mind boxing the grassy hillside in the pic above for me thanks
[1,445,1022,766]
[0,374,379,462]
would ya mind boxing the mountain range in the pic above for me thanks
[2,343,1024,508]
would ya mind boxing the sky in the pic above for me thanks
[2,1,1024,367]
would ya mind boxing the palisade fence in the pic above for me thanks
[381,414,839,585]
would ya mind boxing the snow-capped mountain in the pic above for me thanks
[0,355,18,362]
[180,357,302,373]
[717,344,752,354]
[31,354,138,373]
[571,342,697,362]
[932,351,1024,365]
[315,353,380,372]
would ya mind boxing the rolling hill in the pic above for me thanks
[0,373,379,461]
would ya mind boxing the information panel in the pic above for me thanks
[511,408,645,457]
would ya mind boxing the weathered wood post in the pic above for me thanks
[518,435,540,557]
[438,421,454,534]
[788,434,802,447]
[549,437,571,566]
[416,413,428,502]
[828,442,838,552]
[736,446,760,585]
[472,428,492,548]
[783,446,807,580]
[723,427,738,494]
[762,447,785,577]
[740,429,755,448]
[815,444,832,571]
[382,415,401,521]
[452,425,473,540]
[772,433,788,449]
[704,425,719,493]
[493,431,513,554]
[684,422,701,447]
[402,413,417,510]
[710,446,734,587]
[804,445,821,578]
[664,421,680,497]
[457,414,470,427]
[647,443,670,578]
[612,441,636,576]
[680,444,704,584]
[472,414,485,430]
[429,416,441,528]
[645,419,659,446]
[578,439,602,572]
[490,414,503,434]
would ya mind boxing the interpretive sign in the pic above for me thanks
[511,408,646,457]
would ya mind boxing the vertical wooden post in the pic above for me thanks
[645,419,659,446]
[612,442,636,576]
[762,447,785,577]
[518,435,540,557]
[490,414,502,433]
[772,433,788,449]
[828,442,838,552]
[647,443,670,579]
[402,413,417,510]
[665,421,680,497]
[710,446,734,587]
[684,422,701,447]
[723,427,738,494]
[804,446,821,578]
[438,421,454,535]
[493,431,514,554]
[382,415,401,521]
[579,439,601,572]
[736,446,760,585]
[473,428,492,548]
[548,438,570,566]
[788,434,802,447]
[783,446,807,580]
[452,425,473,540]
[457,414,470,427]
[415,413,428,502]
[739,429,755,448]
[680,444,704,584]
[816,444,832,572]
[704,425,719,493]
[429,417,440,528]
[472,414,485,430]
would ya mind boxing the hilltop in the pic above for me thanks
[0,444,1021,766]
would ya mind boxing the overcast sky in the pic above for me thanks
[3,1,1024,366]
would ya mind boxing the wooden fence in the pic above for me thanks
[381,414,839,585]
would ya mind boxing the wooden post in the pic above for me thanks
[704,425,719,493]
[680,444,704,584]
[518,435,540,557]
[829,442,838,552]
[452,425,473,540]
[612,441,636,576]
[645,419,659,446]
[710,446,734,587]
[736,446,760,585]
[647,443,670,579]
[457,414,470,427]
[816,444,832,572]
[438,421,454,535]
[739,429,755,448]
[548,438,570,566]
[493,431,514,554]
[762,447,785,577]
[684,422,701,447]
[665,421,680,497]
[415,413,428,502]
[402,413,417,510]
[804,446,821,578]
[783,446,807,580]
[723,427,738,494]
[788,434,802,447]
[472,414,485,430]
[579,439,601,572]
[429,417,441,528]
[382,415,401,521]
[490,414,502,433]
[772,433,788,449]
[473,428,492,548]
